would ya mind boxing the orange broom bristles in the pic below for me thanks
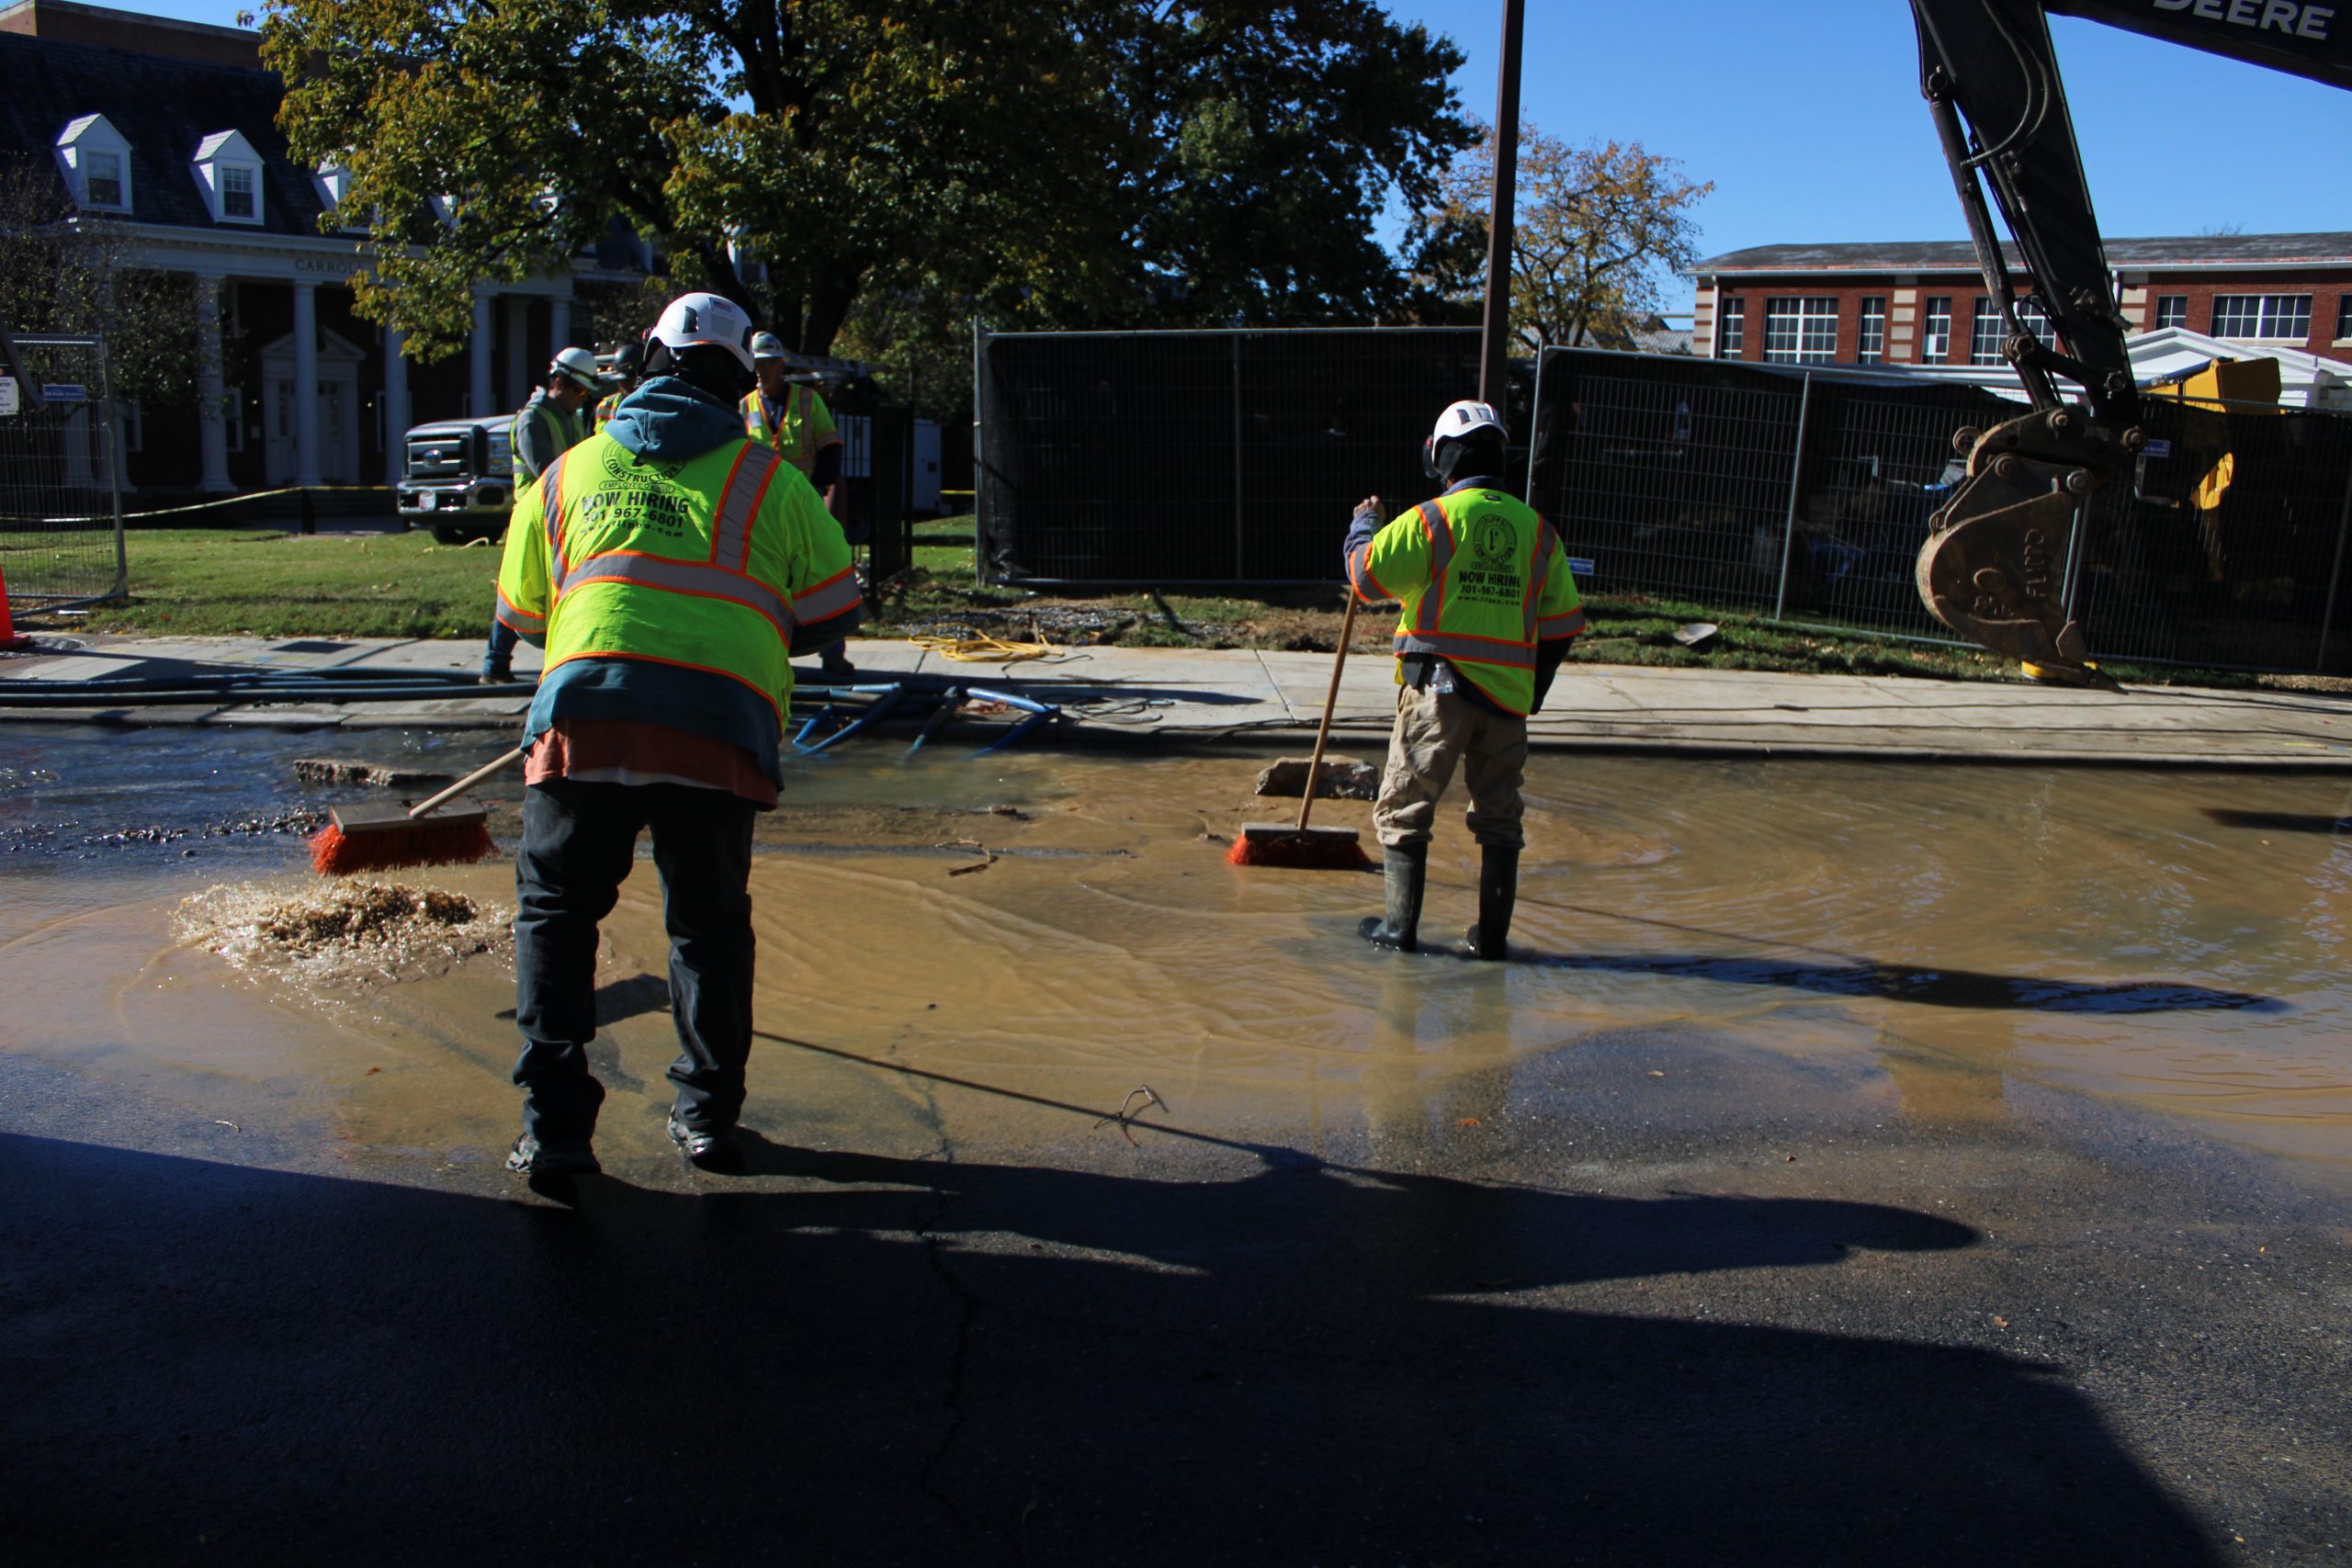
[1226,829,1373,871]
[310,818,495,875]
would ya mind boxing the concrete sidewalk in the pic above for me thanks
[6,631,2352,767]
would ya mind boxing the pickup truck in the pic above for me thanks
[392,415,515,544]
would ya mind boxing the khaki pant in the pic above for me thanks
[1371,683,1529,850]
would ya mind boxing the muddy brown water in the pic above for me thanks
[3,723,2348,1176]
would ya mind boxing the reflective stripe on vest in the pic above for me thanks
[792,564,862,625]
[540,450,571,580]
[547,443,792,630]
[711,444,781,570]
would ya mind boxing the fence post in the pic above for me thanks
[1231,333,1246,580]
[98,337,125,599]
[2316,449,2352,672]
[1771,371,1814,621]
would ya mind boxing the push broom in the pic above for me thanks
[1228,589,1373,871]
[309,747,526,875]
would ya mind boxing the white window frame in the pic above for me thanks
[223,386,246,454]
[2336,294,2352,344]
[1857,297,1886,364]
[218,163,258,221]
[1921,297,1952,364]
[2211,294,2312,341]
[1761,298,1837,365]
[1715,296,1745,357]
[193,130,266,226]
[55,114,133,214]
[2154,295,2188,330]
[1970,297,2053,366]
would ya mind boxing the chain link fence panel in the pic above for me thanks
[0,335,125,612]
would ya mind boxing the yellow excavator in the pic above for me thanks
[1905,0,2350,688]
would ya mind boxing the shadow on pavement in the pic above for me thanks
[0,1129,2220,1566]
[1537,951,2280,1013]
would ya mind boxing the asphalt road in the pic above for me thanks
[4,1018,2346,1567]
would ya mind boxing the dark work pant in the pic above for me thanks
[512,779,758,1145]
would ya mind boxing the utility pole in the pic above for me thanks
[1478,0,1526,408]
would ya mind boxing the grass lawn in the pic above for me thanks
[66,527,505,640]
[41,516,2273,691]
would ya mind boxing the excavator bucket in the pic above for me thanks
[1914,408,2129,693]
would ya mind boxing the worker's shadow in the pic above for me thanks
[1527,950,2282,1013]
[3,1115,2225,1567]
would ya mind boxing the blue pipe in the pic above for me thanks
[973,707,1058,756]
[802,683,906,754]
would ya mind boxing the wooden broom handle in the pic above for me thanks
[408,747,528,820]
[1295,590,1360,832]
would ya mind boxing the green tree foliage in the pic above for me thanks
[262,0,1472,368]
[0,154,206,404]
[1420,121,1713,350]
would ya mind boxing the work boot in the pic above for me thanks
[668,1112,742,1171]
[504,1133,599,1178]
[1358,842,1428,953]
[1463,842,1520,961]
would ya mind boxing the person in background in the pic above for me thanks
[1344,400,1584,961]
[492,292,860,1176]
[592,341,645,429]
[482,347,601,683]
[741,332,854,682]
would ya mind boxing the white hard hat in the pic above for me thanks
[649,292,756,374]
[750,331,789,361]
[549,345,601,393]
[1423,399,1508,478]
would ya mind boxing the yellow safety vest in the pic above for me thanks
[494,432,859,724]
[1347,487,1585,716]
[740,384,840,478]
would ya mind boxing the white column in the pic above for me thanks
[502,294,531,410]
[195,274,232,493]
[291,282,322,489]
[382,323,410,486]
[549,296,572,355]
[469,294,494,419]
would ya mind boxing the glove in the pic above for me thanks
[1350,493,1382,528]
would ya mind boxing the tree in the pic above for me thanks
[260,1,1473,367]
[0,153,207,405]
[1419,122,1712,351]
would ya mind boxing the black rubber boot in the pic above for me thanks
[1463,842,1520,961]
[1358,842,1428,953]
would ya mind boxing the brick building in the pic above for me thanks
[1691,233,2352,376]
[0,0,648,497]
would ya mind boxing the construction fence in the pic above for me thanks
[976,325,2352,674]
[0,334,125,613]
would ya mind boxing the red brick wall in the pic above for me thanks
[1702,267,2352,367]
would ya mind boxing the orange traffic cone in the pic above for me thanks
[0,559,31,651]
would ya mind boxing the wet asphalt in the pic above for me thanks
[4,1014,2347,1568]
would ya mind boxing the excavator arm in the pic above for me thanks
[1906,0,2352,685]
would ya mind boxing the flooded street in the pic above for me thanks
[4,722,2348,1176]
[8,720,2352,1564]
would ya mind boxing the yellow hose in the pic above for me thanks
[907,629,1080,665]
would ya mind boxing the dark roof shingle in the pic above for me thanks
[1694,232,2352,276]
[0,30,329,236]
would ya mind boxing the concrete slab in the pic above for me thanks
[11,632,2352,767]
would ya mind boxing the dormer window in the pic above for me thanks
[55,114,133,213]
[193,130,265,226]
[316,162,354,213]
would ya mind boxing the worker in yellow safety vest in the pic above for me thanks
[481,347,601,682]
[741,330,854,680]
[590,341,645,428]
[492,291,859,1176]
[1343,400,1585,960]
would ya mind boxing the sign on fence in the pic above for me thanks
[40,383,85,403]
[0,377,16,417]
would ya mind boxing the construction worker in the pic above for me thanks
[492,292,859,1176]
[591,341,644,429]
[1344,400,1584,960]
[481,346,601,682]
[742,331,854,681]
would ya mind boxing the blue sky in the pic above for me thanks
[119,0,2352,310]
